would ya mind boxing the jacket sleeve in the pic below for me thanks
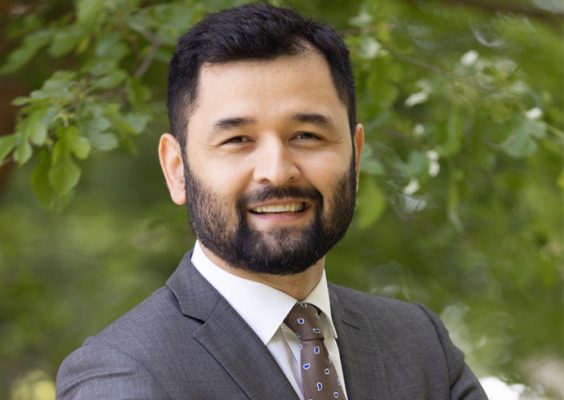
[56,340,171,400]
[415,304,489,400]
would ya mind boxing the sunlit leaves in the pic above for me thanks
[94,32,130,62]
[77,0,109,24]
[0,0,561,222]
[13,137,32,165]
[128,2,197,46]
[0,30,54,74]
[437,107,464,158]
[29,71,77,101]
[49,25,90,57]
[0,0,165,209]
[0,134,18,162]
[500,115,547,158]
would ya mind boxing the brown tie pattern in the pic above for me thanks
[284,303,346,400]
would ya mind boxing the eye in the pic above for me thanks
[294,131,322,141]
[222,136,251,145]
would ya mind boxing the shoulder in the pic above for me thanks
[329,283,488,399]
[92,285,196,347]
[329,282,433,325]
[56,286,181,399]
[330,282,458,357]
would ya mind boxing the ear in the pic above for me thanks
[158,133,186,205]
[353,123,365,191]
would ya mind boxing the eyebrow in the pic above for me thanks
[212,112,336,132]
[213,117,256,131]
[291,112,336,130]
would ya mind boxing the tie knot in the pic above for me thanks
[284,303,324,341]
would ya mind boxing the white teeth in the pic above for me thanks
[252,203,304,214]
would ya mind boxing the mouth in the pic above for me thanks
[249,201,307,214]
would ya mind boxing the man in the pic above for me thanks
[57,3,487,399]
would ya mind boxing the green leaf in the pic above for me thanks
[78,104,118,151]
[49,139,81,195]
[356,175,386,229]
[77,0,108,24]
[438,107,464,157]
[364,58,400,112]
[0,134,18,162]
[485,99,512,124]
[89,132,118,151]
[82,59,117,76]
[13,139,32,165]
[30,71,77,100]
[500,116,542,158]
[92,70,127,89]
[0,30,53,74]
[405,151,428,177]
[11,97,31,106]
[57,126,91,160]
[501,131,537,158]
[24,109,50,145]
[31,149,55,208]
[124,113,149,135]
[127,79,151,111]
[526,119,547,139]
[105,104,148,139]
[95,32,129,61]
[49,26,88,58]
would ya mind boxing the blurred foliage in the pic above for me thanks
[0,0,562,398]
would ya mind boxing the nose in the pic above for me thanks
[252,138,300,186]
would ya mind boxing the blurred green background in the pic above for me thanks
[0,0,562,399]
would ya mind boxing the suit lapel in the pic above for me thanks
[330,286,390,400]
[167,253,299,400]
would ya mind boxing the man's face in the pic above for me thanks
[181,49,364,274]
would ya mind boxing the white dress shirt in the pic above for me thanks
[191,241,348,399]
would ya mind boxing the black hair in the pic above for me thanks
[167,3,356,150]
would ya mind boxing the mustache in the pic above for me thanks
[237,185,323,209]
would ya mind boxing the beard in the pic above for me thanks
[183,158,357,275]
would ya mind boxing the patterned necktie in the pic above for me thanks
[284,303,346,400]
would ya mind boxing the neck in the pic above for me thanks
[200,244,325,300]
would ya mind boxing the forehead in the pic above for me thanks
[188,49,347,127]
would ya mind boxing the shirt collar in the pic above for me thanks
[190,241,338,344]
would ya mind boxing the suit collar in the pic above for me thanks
[166,251,299,400]
[330,285,391,399]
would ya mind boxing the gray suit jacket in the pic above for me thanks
[57,252,488,399]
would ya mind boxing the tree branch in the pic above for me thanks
[134,30,162,78]
[408,0,563,26]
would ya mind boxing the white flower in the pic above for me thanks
[413,124,425,136]
[403,179,420,195]
[405,80,431,107]
[429,162,440,177]
[425,150,439,161]
[349,12,373,27]
[460,50,479,66]
[425,150,440,177]
[405,92,428,107]
[360,37,381,59]
[525,107,543,120]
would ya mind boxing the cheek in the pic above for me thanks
[303,158,350,201]
[202,162,250,204]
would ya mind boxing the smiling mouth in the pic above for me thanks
[249,202,307,214]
